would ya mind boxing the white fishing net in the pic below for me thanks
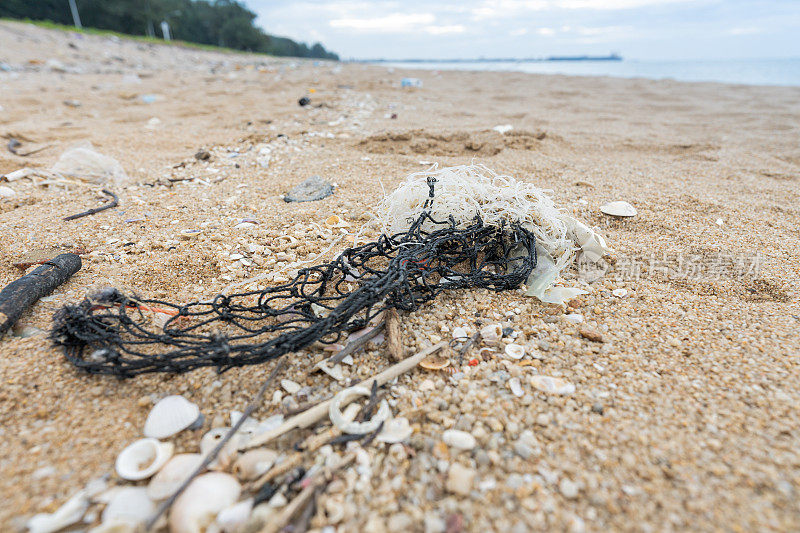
[373,164,610,303]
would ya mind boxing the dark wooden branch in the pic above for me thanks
[63,189,119,221]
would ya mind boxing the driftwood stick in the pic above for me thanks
[0,253,81,337]
[329,322,384,364]
[246,342,446,450]
[145,359,286,531]
[63,189,119,221]
[385,308,404,361]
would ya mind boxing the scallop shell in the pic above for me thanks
[504,343,525,360]
[377,417,413,443]
[600,201,637,217]
[529,375,576,395]
[115,438,174,481]
[232,449,278,480]
[419,355,451,370]
[144,395,200,439]
[101,486,155,526]
[169,473,241,533]
[480,324,503,342]
[147,453,205,501]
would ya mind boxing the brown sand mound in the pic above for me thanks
[358,129,546,156]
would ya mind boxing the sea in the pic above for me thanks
[376,58,800,87]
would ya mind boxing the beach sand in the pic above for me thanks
[1,20,799,531]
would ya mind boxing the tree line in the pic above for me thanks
[1,0,339,60]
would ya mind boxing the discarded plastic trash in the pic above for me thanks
[298,96,310,107]
[401,77,422,88]
[51,142,128,186]
[283,175,334,203]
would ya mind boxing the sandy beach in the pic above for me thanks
[1,20,799,531]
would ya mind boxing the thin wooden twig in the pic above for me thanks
[63,189,119,221]
[145,359,286,531]
[385,308,404,361]
[329,322,385,364]
[246,342,446,450]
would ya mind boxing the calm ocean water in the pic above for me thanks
[378,58,800,87]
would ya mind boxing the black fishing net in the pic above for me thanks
[52,190,537,377]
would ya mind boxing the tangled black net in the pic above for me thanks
[52,208,536,377]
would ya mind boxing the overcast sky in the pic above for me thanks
[247,0,800,60]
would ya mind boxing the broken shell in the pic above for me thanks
[144,395,200,439]
[612,288,628,298]
[600,201,637,217]
[280,379,301,394]
[508,377,524,397]
[115,438,174,481]
[147,453,205,501]
[419,355,451,370]
[169,473,241,533]
[315,361,345,381]
[199,427,239,470]
[377,417,413,443]
[529,375,576,395]
[26,490,89,533]
[329,386,391,434]
[504,343,525,360]
[0,185,17,198]
[480,323,503,342]
[232,449,278,480]
[442,429,476,451]
[324,214,349,228]
[452,326,469,339]
[216,498,253,533]
[101,486,155,527]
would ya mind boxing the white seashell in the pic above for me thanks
[341,354,354,365]
[529,375,576,395]
[169,473,241,533]
[147,453,204,501]
[492,124,513,134]
[232,449,278,480]
[324,215,350,228]
[215,498,253,533]
[566,217,610,257]
[280,379,301,394]
[27,490,89,533]
[101,486,155,526]
[480,324,502,342]
[144,395,200,439]
[715,218,724,226]
[600,201,637,217]
[199,428,240,470]
[0,185,17,198]
[88,518,139,533]
[341,403,361,423]
[329,386,391,434]
[377,417,413,443]
[442,429,476,451]
[508,377,524,397]
[612,288,628,298]
[452,326,469,340]
[115,438,174,481]
[564,313,584,324]
[504,343,525,359]
[315,361,344,381]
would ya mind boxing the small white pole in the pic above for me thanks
[160,21,171,41]
[68,0,82,29]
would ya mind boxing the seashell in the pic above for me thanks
[329,386,391,434]
[480,324,503,342]
[341,403,361,423]
[144,395,200,439]
[315,361,344,381]
[324,215,349,228]
[232,449,278,480]
[147,453,205,501]
[442,429,476,451]
[508,377,524,397]
[0,185,17,198]
[280,379,301,394]
[199,427,240,470]
[600,200,637,217]
[115,438,174,481]
[564,313,583,324]
[101,486,155,526]
[216,498,253,533]
[27,490,89,533]
[377,417,413,443]
[88,519,140,533]
[324,495,346,524]
[504,343,525,360]
[419,355,450,370]
[452,326,469,340]
[529,375,576,395]
[179,229,203,239]
[612,288,628,298]
[169,473,241,533]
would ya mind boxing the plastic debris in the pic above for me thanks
[283,175,334,203]
[51,142,128,186]
[401,78,422,88]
